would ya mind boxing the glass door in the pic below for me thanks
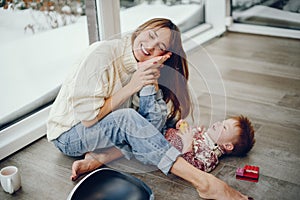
[227,0,300,39]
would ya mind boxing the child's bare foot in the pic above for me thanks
[71,152,103,181]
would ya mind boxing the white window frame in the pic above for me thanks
[96,0,121,40]
[0,0,226,160]
[225,0,300,39]
[183,0,226,51]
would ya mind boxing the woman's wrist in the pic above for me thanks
[125,81,140,95]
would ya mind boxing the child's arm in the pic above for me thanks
[177,130,193,153]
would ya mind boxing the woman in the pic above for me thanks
[47,18,248,200]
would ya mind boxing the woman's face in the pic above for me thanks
[133,27,171,62]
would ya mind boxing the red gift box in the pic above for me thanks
[236,165,259,182]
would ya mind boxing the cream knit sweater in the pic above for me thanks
[47,35,138,141]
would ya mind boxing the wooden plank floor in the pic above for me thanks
[1,32,300,200]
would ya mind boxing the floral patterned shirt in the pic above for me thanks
[165,127,224,172]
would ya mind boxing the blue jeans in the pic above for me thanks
[53,86,181,175]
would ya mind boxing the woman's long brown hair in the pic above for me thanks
[132,18,191,127]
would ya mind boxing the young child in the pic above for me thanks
[165,116,255,172]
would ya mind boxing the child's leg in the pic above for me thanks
[139,85,167,131]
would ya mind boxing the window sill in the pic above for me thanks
[0,106,51,160]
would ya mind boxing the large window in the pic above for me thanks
[0,0,89,130]
[0,0,89,160]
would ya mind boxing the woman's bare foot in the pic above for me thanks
[71,152,103,181]
[71,147,124,181]
[171,157,249,200]
[194,173,248,200]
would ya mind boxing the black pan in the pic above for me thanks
[67,168,154,200]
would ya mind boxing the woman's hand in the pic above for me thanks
[128,53,171,93]
[138,52,171,69]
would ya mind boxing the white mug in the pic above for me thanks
[0,166,21,194]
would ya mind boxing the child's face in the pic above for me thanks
[206,119,240,146]
[133,28,171,62]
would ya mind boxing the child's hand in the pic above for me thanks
[176,121,194,153]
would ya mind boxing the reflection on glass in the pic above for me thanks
[120,0,205,33]
[231,0,300,30]
[0,0,89,129]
